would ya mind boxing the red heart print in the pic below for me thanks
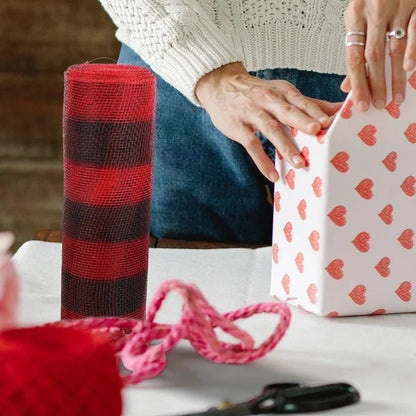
[325,259,344,280]
[398,228,414,249]
[330,151,349,173]
[409,71,416,89]
[276,149,283,160]
[378,204,393,225]
[308,230,320,251]
[274,191,281,212]
[286,169,295,190]
[297,199,307,220]
[375,257,390,277]
[307,283,318,304]
[369,309,386,315]
[382,152,397,172]
[295,252,304,273]
[358,125,377,146]
[396,281,411,302]
[312,177,323,198]
[300,146,310,167]
[282,274,290,295]
[352,232,370,252]
[385,100,400,119]
[272,243,279,264]
[404,123,416,143]
[349,284,367,305]
[400,176,416,196]
[355,178,373,199]
[283,221,293,242]
[328,205,346,226]
[290,127,298,137]
[326,311,340,317]
[316,130,326,144]
[340,99,353,119]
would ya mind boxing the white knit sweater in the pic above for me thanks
[99,0,348,104]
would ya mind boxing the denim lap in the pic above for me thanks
[118,44,346,244]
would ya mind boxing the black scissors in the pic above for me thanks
[175,382,360,415]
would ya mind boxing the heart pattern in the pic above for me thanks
[385,100,400,119]
[382,152,397,172]
[395,281,411,302]
[404,123,416,143]
[330,151,349,173]
[325,259,344,280]
[340,99,353,119]
[328,205,347,226]
[283,221,293,242]
[378,204,393,225]
[271,69,416,316]
[375,257,390,277]
[282,274,290,295]
[355,179,373,200]
[358,125,377,146]
[297,199,307,220]
[349,284,367,305]
[400,176,416,196]
[308,230,320,251]
[352,232,370,252]
[286,169,295,190]
[312,177,323,198]
[398,228,414,249]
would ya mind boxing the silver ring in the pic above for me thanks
[345,31,366,47]
[387,27,406,40]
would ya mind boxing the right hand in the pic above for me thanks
[195,62,343,182]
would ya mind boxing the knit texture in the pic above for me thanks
[0,326,123,416]
[98,0,348,104]
[61,63,155,320]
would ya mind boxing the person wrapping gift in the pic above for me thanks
[98,0,416,245]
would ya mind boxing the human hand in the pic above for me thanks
[195,63,342,182]
[342,0,416,111]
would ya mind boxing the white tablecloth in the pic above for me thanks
[13,241,416,416]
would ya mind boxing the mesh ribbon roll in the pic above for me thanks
[62,63,155,320]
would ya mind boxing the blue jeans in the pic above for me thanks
[119,44,346,244]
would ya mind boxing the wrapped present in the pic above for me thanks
[271,69,416,316]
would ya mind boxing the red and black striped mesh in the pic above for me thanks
[61,63,155,320]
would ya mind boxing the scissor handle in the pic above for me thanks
[251,382,360,414]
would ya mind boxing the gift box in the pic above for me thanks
[271,68,416,316]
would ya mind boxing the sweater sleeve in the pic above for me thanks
[98,0,243,105]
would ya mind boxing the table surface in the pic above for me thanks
[12,240,416,416]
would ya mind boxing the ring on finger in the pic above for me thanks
[345,31,366,47]
[386,27,406,40]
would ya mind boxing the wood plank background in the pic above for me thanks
[0,0,120,250]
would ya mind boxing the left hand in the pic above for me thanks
[341,0,416,110]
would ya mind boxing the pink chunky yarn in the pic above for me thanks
[54,279,291,384]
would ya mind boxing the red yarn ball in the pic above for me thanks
[0,326,122,415]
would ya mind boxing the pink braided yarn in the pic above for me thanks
[50,279,291,385]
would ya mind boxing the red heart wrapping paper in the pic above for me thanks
[271,69,416,316]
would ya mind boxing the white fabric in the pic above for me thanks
[98,0,347,104]
[13,241,416,416]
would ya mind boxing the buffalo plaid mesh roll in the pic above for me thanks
[61,63,155,320]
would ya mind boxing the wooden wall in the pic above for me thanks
[0,0,120,250]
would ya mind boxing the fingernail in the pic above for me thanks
[292,154,304,166]
[374,99,385,109]
[394,93,404,104]
[405,59,415,71]
[357,101,368,112]
[308,122,320,134]
[318,116,329,124]
[269,170,280,182]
